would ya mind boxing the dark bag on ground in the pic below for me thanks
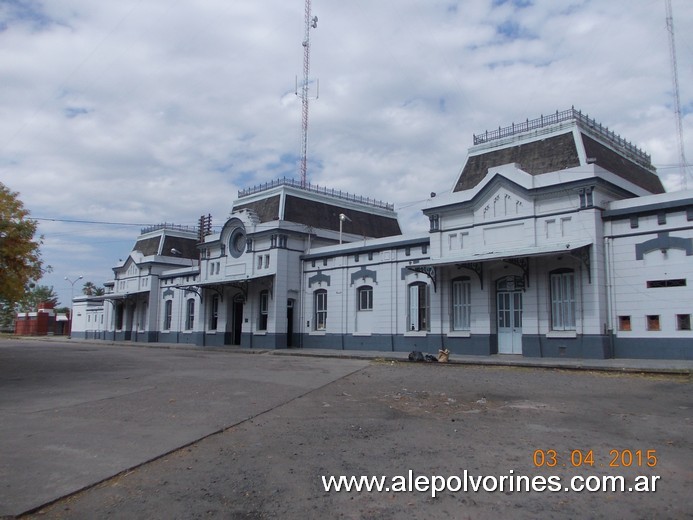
[408,350,425,362]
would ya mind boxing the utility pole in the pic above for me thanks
[298,0,318,188]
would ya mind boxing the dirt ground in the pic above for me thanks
[24,362,692,520]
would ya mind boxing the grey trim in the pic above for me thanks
[302,237,429,261]
[308,271,331,287]
[522,334,612,359]
[635,232,693,260]
[613,337,693,360]
[603,198,693,220]
[350,266,377,286]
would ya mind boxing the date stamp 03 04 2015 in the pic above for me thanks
[532,449,658,469]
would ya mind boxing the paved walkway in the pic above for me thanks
[20,336,693,375]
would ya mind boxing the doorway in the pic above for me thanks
[231,296,244,346]
[286,299,295,347]
[497,276,523,355]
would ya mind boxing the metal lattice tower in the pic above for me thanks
[665,0,689,190]
[299,0,318,187]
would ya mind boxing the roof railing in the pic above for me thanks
[140,223,198,235]
[473,107,652,167]
[238,177,395,211]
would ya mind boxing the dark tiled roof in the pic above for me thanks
[581,134,664,194]
[162,236,199,259]
[284,195,401,238]
[132,235,199,259]
[453,133,580,192]
[234,195,281,222]
[132,237,160,256]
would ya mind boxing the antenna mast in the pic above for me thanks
[299,0,318,188]
[665,0,689,190]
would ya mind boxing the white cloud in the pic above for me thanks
[1,0,692,305]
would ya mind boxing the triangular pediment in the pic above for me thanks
[472,176,532,222]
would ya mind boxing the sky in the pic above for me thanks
[1,0,692,308]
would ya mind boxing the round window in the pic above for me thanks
[229,227,246,258]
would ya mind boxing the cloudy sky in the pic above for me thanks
[1,0,692,307]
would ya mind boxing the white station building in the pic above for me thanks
[71,108,692,360]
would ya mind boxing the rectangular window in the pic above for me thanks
[185,299,195,330]
[264,254,270,269]
[646,315,660,331]
[578,187,593,209]
[630,216,639,229]
[657,212,666,225]
[451,279,472,331]
[257,256,263,269]
[676,314,690,331]
[545,219,556,238]
[258,291,268,330]
[358,286,373,311]
[315,291,327,330]
[618,315,631,331]
[209,294,219,330]
[368,251,374,261]
[550,272,576,330]
[164,300,173,330]
[646,279,686,288]
[448,233,458,251]
[560,217,571,236]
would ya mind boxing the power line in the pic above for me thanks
[32,217,151,227]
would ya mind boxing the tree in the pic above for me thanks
[0,183,44,304]
[82,282,105,296]
[19,285,59,312]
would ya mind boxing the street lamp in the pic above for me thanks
[65,275,83,338]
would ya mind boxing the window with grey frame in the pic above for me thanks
[357,285,373,311]
[451,277,472,331]
[550,269,576,330]
[163,299,173,330]
[209,294,219,330]
[314,289,327,330]
[185,298,195,330]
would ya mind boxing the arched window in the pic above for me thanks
[163,300,173,330]
[451,277,471,331]
[408,282,429,332]
[209,294,219,330]
[185,298,195,330]
[314,289,327,330]
[550,269,576,330]
[357,285,373,311]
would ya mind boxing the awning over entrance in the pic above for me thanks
[174,274,275,301]
[409,240,593,289]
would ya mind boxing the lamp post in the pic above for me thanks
[338,213,351,245]
[65,275,83,338]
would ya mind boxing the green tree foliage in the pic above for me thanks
[82,281,105,296]
[0,183,44,304]
[19,285,59,312]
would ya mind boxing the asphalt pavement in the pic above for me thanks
[1,336,691,519]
